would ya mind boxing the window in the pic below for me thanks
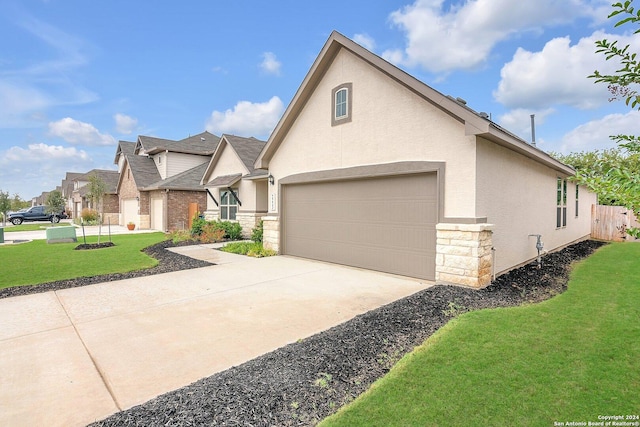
[220,189,239,221]
[557,178,567,228]
[575,184,579,217]
[331,83,352,126]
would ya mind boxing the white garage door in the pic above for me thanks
[122,199,138,226]
[150,197,164,231]
[282,173,438,280]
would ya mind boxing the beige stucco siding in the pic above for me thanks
[203,144,261,212]
[268,48,477,218]
[475,138,596,273]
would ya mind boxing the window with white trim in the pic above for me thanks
[220,189,239,221]
[557,178,567,228]
[331,83,352,126]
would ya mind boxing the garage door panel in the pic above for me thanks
[282,173,437,280]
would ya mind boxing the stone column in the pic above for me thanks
[435,223,494,288]
[262,216,280,253]
[236,212,267,239]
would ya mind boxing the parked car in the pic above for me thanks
[7,205,68,225]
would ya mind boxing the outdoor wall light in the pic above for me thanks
[136,196,139,202]
[268,174,275,185]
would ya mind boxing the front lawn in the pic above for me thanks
[2,222,71,232]
[0,232,167,289]
[321,242,640,426]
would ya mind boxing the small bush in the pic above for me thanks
[251,220,263,243]
[191,215,207,236]
[169,230,193,244]
[217,221,243,240]
[221,241,276,258]
[81,208,99,224]
[198,223,226,243]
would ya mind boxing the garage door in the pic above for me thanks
[122,199,138,226]
[282,173,438,280]
[150,197,164,231]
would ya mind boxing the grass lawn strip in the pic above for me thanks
[2,222,71,232]
[320,242,640,427]
[0,232,166,289]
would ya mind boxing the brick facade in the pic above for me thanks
[166,190,207,231]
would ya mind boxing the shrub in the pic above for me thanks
[251,220,263,243]
[81,208,99,224]
[169,230,193,244]
[198,223,226,243]
[191,215,207,236]
[221,241,276,258]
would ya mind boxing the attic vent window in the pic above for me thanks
[331,83,352,126]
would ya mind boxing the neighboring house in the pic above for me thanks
[200,134,268,237]
[71,169,120,223]
[61,172,84,217]
[255,31,596,288]
[115,131,220,231]
[32,191,49,207]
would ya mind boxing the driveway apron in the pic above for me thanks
[0,249,432,426]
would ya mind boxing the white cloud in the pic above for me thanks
[0,143,91,198]
[259,52,282,75]
[114,113,138,134]
[384,0,606,74]
[48,117,116,146]
[559,110,640,153]
[353,33,376,51]
[497,108,555,139]
[205,96,284,138]
[494,31,640,110]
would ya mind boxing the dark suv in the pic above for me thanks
[8,205,68,225]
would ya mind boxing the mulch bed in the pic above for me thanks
[0,240,212,300]
[88,239,605,427]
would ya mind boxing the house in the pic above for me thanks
[71,169,120,223]
[200,134,268,237]
[254,31,596,288]
[115,131,220,231]
[61,172,84,218]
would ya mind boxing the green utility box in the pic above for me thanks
[0,227,4,244]
[46,226,77,244]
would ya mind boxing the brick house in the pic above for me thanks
[114,131,220,231]
[71,169,120,223]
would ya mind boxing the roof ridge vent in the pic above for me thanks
[455,97,467,105]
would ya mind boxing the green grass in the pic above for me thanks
[0,232,167,289]
[3,222,71,232]
[321,243,640,427]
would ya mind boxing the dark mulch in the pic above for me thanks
[91,239,605,427]
[0,240,212,300]
[75,242,116,250]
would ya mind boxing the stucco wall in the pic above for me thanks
[203,144,262,212]
[267,48,477,218]
[475,138,596,273]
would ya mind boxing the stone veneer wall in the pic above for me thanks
[436,223,494,288]
[262,216,280,252]
[236,212,267,239]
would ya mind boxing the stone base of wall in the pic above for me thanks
[262,216,280,253]
[139,214,150,230]
[102,213,119,226]
[436,223,494,288]
[236,212,267,239]
[203,210,219,221]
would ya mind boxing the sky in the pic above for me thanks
[1,0,640,200]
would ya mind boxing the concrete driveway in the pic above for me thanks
[0,247,432,426]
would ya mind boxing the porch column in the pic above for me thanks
[262,216,280,253]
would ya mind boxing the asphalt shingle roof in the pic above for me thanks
[143,162,209,191]
[223,135,267,175]
[205,173,242,188]
[138,131,221,156]
[125,154,162,189]
[74,169,120,194]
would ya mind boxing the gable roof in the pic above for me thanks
[120,153,162,191]
[136,131,220,156]
[201,134,267,184]
[73,169,120,194]
[142,162,209,191]
[255,31,573,175]
[114,141,136,164]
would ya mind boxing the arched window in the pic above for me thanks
[331,83,352,126]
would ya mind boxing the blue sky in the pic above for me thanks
[1,0,640,199]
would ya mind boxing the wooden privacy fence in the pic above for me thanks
[591,205,640,242]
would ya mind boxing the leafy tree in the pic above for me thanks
[86,174,107,242]
[586,0,640,238]
[0,189,10,226]
[10,194,30,212]
[45,190,65,214]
